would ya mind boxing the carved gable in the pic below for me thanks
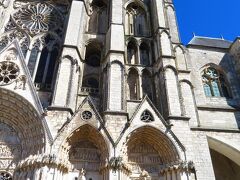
[130,96,168,131]
[0,40,43,114]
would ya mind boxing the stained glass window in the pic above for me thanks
[202,67,230,98]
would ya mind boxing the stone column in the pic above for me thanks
[152,0,167,29]
[180,81,199,126]
[103,0,128,143]
[164,67,181,117]
[52,0,84,111]
[33,168,41,180]
[165,3,180,43]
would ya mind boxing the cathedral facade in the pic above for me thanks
[0,0,240,179]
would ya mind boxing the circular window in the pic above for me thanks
[0,61,20,86]
[82,111,93,120]
[140,110,154,123]
[0,172,12,180]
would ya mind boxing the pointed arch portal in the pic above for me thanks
[126,126,181,179]
[208,136,240,180]
[60,124,109,180]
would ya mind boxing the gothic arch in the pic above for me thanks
[173,44,185,53]
[126,37,138,45]
[59,123,110,156]
[139,42,150,65]
[127,66,139,75]
[110,59,125,68]
[160,29,171,37]
[163,65,178,75]
[207,136,240,166]
[126,40,138,64]
[88,0,109,34]
[165,4,175,11]
[124,0,150,36]
[127,68,140,100]
[0,88,46,172]
[141,69,153,99]
[141,68,152,76]
[200,63,227,74]
[125,126,180,163]
[61,55,76,65]
[58,124,110,179]
[122,126,182,179]
[201,64,231,98]
[124,0,148,12]
[179,79,194,89]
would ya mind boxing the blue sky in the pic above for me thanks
[174,0,240,45]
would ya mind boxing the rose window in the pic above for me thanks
[0,172,12,180]
[13,3,61,35]
[82,111,93,120]
[140,110,154,123]
[0,61,19,85]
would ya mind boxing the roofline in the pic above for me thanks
[186,44,230,52]
[229,37,240,49]
[189,35,232,42]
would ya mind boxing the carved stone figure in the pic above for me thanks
[140,169,150,180]
[0,0,10,17]
[78,168,86,180]
[14,75,27,90]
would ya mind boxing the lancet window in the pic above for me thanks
[202,67,231,98]
[88,0,109,34]
[82,41,102,96]
[140,42,150,65]
[127,41,138,64]
[125,3,149,36]
[142,69,152,99]
[127,68,139,100]
[0,1,70,90]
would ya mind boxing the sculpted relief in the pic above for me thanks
[128,142,162,178]
[0,0,10,22]
[0,122,21,171]
[69,141,101,172]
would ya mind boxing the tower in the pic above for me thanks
[0,0,240,179]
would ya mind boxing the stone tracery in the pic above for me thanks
[0,122,21,174]
[12,3,62,35]
[0,61,19,85]
[0,172,12,180]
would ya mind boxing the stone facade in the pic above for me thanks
[0,0,239,179]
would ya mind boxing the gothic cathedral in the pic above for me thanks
[0,0,240,179]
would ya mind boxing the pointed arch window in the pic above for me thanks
[142,69,152,100]
[140,42,150,65]
[88,0,108,34]
[202,67,231,98]
[125,3,149,36]
[127,68,139,100]
[127,41,137,64]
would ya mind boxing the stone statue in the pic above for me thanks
[78,168,86,180]
[140,169,150,180]
[0,0,10,24]
[0,0,10,9]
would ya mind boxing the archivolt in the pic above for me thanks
[125,126,180,164]
[0,88,46,158]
